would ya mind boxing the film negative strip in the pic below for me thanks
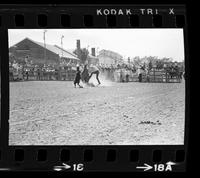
[0,4,189,172]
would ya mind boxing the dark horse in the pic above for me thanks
[81,65,90,83]
[165,66,183,82]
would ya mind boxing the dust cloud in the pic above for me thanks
[81,73,114,87]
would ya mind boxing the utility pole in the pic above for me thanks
[97,47,99,56]
[61,35,64,64]
[43,30,47,64]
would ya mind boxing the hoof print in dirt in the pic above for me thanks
[156,120,162,125]
[123,114,129,118]
[139,120,161,125]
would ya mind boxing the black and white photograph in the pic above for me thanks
[8,29,185,145]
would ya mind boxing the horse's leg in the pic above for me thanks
[96,71,101,84]
[88,72,94,81]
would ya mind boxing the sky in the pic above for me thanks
[8,29,185,62]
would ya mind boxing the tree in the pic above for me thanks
[148,61,153,70]
[133,56,143,68]
[161,57,172,63]
[74,48,89,64]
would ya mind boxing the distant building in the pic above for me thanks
[72,39,99,65]
[9,37,80,66]
[87,48,99,65]
[97,49,123,66]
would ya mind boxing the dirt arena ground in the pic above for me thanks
[9,79,185,145]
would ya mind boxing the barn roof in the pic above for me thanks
[54,45,79,60]
[98,49,123,59]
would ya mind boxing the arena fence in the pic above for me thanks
[9,69,77,81]
[140,70,182,83]
[107,69,182,83]
[9,68,183,83]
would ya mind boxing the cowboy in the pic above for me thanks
[88,64,101,85]
[138,67,142,82]
[74,66,83,88]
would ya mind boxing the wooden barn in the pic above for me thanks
[9,37,80,66]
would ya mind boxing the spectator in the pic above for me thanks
[138,68,142,82]
[74,66,83,88]
[25,69,29,80]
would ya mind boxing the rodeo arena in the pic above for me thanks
[9,37,185,145]
[9,38,185,84]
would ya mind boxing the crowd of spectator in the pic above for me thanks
[9,60,184,82]
[9,61,77,81]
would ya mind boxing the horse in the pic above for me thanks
[81,65,90,83]
[81,65,96,87]
[165,67,182,82]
